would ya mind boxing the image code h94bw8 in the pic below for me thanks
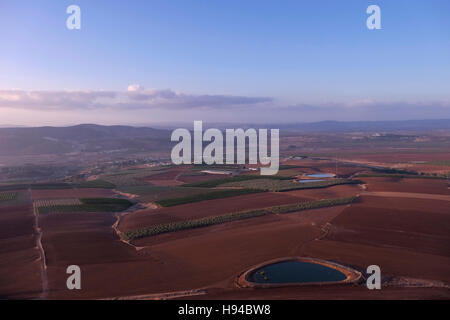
[0,0,449,313]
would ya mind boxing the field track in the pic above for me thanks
[29,189,48,298]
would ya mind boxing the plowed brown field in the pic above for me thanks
[0,204,42,299]
[118,192,313,232]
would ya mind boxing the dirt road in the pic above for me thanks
[29,189,48,299]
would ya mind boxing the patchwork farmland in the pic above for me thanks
[1,151,449,300]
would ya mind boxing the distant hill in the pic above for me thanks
[161,119,450,132]
[279,119,450,132]
[207,119,450,133]
[0,120,449,156]
[0,124,170,156]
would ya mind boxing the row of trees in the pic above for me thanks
[125,196,357,240]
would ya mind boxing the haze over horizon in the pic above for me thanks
[1,0,449,126]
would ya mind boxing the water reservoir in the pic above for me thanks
[249,260,347,284]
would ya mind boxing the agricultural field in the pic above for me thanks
[190,164,244,171]
[116,185,219,203]
[1,131,450,300]
[181,174,290,188]
[124,208,269,240]
[0,190,30,208]
[0,183,70,191]
[99,166,174,187]
[124,197,356,240]
[142,166,185,180]
[426,160,450,167]
[284,184,360,200]
[35,198,133,214]
[219,178,358,192]
[118,191,314,233]
[301,195,450,284]
[360,177,450,195]
[0,192,16,202]
[77,179,116,189]
[155,188,262,207]
[31,188,115,200]
[34,198,82,208]
[177,171,232,184]
[0,204,42,299]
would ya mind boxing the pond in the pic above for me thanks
[298,179,322,183]
[305,173,335,178]
[249,260,347,284]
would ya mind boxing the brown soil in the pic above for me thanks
[361,177,449,195]
[342,152,450,163]
[119,192,313,232]
[325,196,450,257]
[0,204,42,299]
[2,164,450,300]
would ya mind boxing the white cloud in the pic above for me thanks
[0,87,273,111]
[0,86,449,122]
[127,84,144,92]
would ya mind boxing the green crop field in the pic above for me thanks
[77,179,116,189]
[0,192,17,202]
[426,160,450,167]
[0,182,73,191]
[117,185,219,203]
[219,178,295,191]
[181,174,290,188]
[190,164,244,171]
[219,178,359,192]
[36,197,133,214]
[30,183,73,189]
[155,188,262,207]
[0,191,29,208]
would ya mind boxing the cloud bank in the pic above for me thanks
[0,86,449,123]
[0,86,273,111]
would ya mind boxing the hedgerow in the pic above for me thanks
[220,178,360,192]
[124,209,268,240]
[267,196,357,214]
[124,196,357,240]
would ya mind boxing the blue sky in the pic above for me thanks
[0,0,449,125]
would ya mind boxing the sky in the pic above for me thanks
[0,0,449,126]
